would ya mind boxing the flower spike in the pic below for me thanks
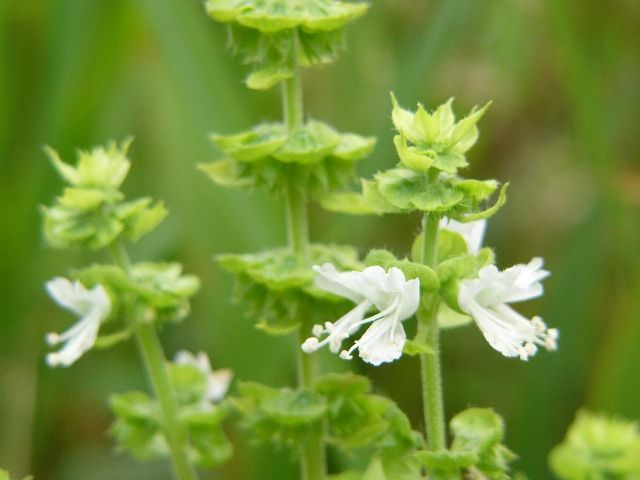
[458,258,558,361]
[302,264,420,366]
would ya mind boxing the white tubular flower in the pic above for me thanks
[45,277,111,367]
[301,263,420,366]
[174,350,232,403]
[440,217,487,253]
[458,257,558,361]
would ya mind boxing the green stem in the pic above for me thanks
[282,67,303,131]
[110,240,198,480]
[281,49,326,480]
[418,213,447,451]
[135,323,198,480]
[285,179,310,257]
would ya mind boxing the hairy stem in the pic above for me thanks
[418,213,447,451]
[110,241,198,480]
[281,49,326,480]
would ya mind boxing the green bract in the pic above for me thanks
[233,382,327,446]
[391,94,490,174]
[42,140,167,250]
[549,410,640,480]
[74,262,200,327]
[416,408,515,480]
[234,373,421,478]
[206,0,369,88]
[200,121,375,197]
[217,243,361,334]
[110,363,232,467]
[321,167,507,219]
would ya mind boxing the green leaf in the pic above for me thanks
[246,65,292,90]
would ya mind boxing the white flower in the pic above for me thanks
[174,350,232,403]
[440,217,487,253]
[301,264,420,366]
[45,277,111,367]
[458,257,558,361]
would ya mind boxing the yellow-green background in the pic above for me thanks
[1,1,639,478]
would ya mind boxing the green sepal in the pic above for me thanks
[322,169,505,219]
[115,197,168,242]
[451,408,505,453]
[414,449,478,470]
[170,364,208,406]
[450,408,516,480]
[436,247,495,313]
[315,373,389,449]
[402,339,434,356]
[211,123,287,162]
[110,391,166,460]
[45,138,132,189]
[448,183,508,222]
[549,410,640,480]
[438,303,472,330]
[246,65,293,90]
[42,140,166,249]
[233,382,326,446]
[273,120,340,163]
[364,248,440,292]
[414,408,515,480]
[202,121,375,197]
[207,0,368,68]
[198,159,253,188]
[218,244,360,335]
[390,94,491,175]
[181,406,233,467]
[73,262,200,326]
[111,369,232,468]
[320,179,400,215]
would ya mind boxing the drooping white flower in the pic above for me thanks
[458,257,558,361]
[301,264,420,366]
[45,277,111,367]
[440,217,487,253]
[174,350,232,403]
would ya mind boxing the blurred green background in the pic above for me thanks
[1,0,639,478]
